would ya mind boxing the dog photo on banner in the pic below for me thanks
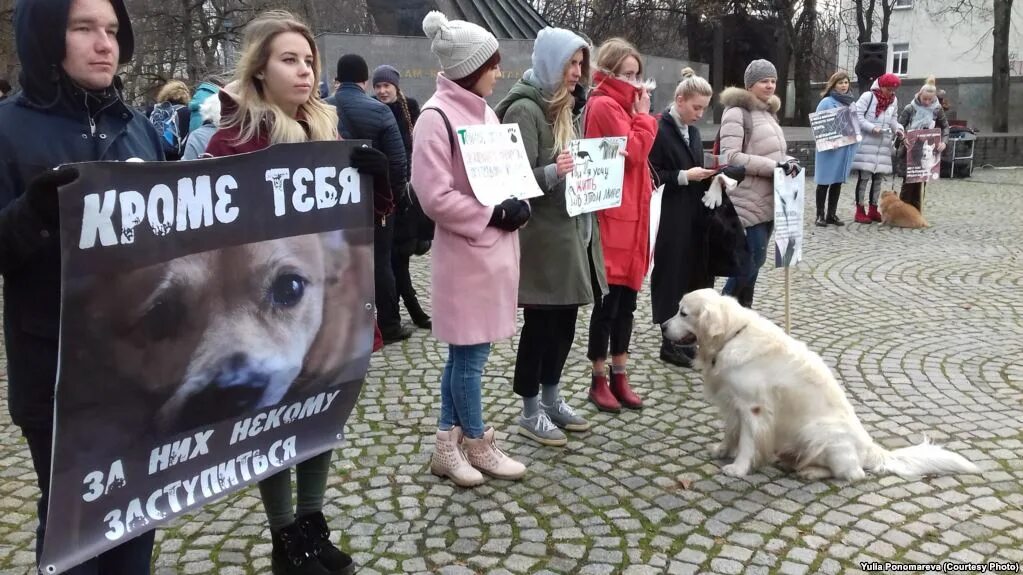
[41,142,375,574]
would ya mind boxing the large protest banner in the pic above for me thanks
[774,167,805,268]
[904,128,943,184]
[40,142,375,574]
[808,107,861,152]
[565,137,626,216]
[456,124,544,205]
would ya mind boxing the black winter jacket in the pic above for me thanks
[0,0,164,428]
[327,84,407,214]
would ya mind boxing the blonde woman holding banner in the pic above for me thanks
[495,27,608,447]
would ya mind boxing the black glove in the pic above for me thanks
[350,146,388,177]
[27,166,79,228]
[488,198,530,232]
[777,159,801,177]
[721,165,746,184]
[351,146,394,218]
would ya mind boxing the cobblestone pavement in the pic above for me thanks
[2,170,1022,575]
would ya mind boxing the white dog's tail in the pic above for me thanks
[869,438,979,478]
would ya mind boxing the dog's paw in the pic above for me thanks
[721,462,750,477]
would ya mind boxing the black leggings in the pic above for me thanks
[513,307,579,397]
[587,285,638,361]
[815,183,842,217]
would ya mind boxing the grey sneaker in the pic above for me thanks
[542,398,591,432]
[518,411,567,447]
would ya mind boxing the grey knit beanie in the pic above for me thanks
[744,59,777,89]
[372,65,401,88]
[422,11,499,80]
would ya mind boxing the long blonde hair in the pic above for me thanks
[547,47,589,156]
[820,71,851,97]
[223,11,338,145]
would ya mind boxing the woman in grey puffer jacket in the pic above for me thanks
[718,59,799,309]
[851,73,904,223]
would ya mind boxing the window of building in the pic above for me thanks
[892,43,910,76]
[894,0,913,8]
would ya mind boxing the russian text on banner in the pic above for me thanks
[41,141,375,574]
[456,124,544,206]
[565,136,626,216]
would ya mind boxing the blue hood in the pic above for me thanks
[14,0,135,107]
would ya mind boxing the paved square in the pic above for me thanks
[2,170,1021,574]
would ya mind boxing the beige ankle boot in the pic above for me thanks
[430,427,485,487]
[462,427,527,480]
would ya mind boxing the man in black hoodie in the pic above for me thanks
[0,0,163,572]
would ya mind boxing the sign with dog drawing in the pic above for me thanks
[565,136,627,216]
[904,128,943,184]
[41,142,375,574]
[808,107,861,152]
[774,167,805,268]
[456,124,544,206]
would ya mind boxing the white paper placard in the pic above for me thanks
[456,124,544,206]
[774,167,805,268]
[565,137,627,216]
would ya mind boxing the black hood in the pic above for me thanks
[15,0,135,107]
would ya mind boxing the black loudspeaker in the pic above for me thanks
[856,42,888,92]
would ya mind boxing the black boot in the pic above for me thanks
[271,522,331,575]
[659,338,694,368]
[815,185,828,227]
[825,184,844,226]
[380,323,414,344]
[298,512,356,575]
[404,298,432,329]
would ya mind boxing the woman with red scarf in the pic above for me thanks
[583,38,657,414]
[851,73,905,223]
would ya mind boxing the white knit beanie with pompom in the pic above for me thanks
[422,11,499,80]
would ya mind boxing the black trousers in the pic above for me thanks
[900,182,923,211]
[374,215,401,332]
[513,307,579,397]
[22,425,156,574]
[587,285,638,361]
[391,247,424,318]
[815,183,842,218]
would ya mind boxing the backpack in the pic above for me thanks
[149,102,185,156]
[711,107,753,167]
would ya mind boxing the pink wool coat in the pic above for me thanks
[411,74,521,345]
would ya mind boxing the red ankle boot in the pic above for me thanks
[609,371,643,410]
[854,205,871,224]
[868,204,882,222]
[588,373,621,413]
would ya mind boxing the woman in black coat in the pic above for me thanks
[373,65,434,328]
[650,69,744,367]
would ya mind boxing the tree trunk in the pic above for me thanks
[992,0,1012,132]
[794,0,817,125]
[180,0,198,83]
[879,0,894,43]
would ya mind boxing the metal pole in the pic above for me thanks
[784,265,791,334]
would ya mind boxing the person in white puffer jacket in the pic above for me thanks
[851,73,905,223]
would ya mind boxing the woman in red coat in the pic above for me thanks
[583,38,657,413]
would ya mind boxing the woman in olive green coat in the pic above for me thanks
[494,27,607,447]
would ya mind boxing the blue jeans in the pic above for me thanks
[723,220,774,308]
[439,343,491,439]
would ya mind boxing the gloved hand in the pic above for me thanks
[488,198,530,232]
[721,164,746,184]
[27,166,79,228]
[351,146,394,218]
[777,159,801,177]
[702,178,723,210]
[350,146,388,177]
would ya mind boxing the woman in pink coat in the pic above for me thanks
[412,11,529,487]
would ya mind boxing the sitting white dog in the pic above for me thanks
[662,289,979,481]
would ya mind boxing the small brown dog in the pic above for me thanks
[879,190,929,228]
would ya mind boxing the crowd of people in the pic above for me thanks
[0,0,954,573]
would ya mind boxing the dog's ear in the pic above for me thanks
[699,298,728,342]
